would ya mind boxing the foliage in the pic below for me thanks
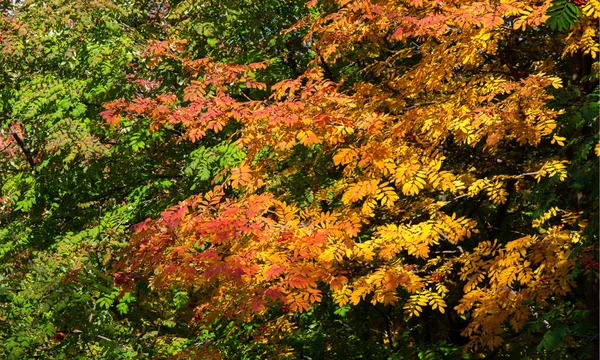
[0,0,598,359]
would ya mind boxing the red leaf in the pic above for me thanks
[265,265,285,280]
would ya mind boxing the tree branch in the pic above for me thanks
[318,52,336,82]
[10,124,35,173]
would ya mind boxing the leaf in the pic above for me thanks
[537,327,568,351]
[230,165,253,189]
[97,297,113,310]
[546,0,582,31]
[116,302,129,314]
[333,147,358,166]
[264,265,285,280]
[296,130,321,146]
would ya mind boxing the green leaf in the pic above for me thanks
[537,327,568,351]
[334,305,350,317]
[546,0,582,31]
[116,302,128,314]
[97,297,113,310]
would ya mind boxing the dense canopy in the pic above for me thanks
[0,0,598,359]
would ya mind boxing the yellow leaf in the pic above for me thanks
[549,77,563,89]
[333,147,358,166]
[551,135,566,146]
[296,130,321,146]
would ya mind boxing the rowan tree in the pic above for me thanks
[101,0,600,358]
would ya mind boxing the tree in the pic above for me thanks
[108,0,599,358]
